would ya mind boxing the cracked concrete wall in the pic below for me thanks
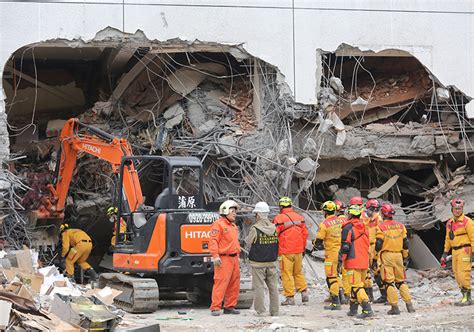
[0,77,8,163]
[1,1,473,105]
[1,1,473,164]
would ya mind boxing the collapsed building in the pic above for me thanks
[1,29,474,267]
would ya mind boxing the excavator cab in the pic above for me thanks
[104,155,220,311]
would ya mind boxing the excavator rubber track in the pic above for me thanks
[98,273,159,313]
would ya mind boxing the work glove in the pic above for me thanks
[371,259,378,272]
[440,252,448,268]
[213,257,222,267]
[337,260,342,275]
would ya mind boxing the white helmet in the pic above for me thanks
[252,201,270,213]
[219,200,239,216]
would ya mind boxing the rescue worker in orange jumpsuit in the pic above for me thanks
[60,224,98,281]
[337,203,374,318]
[374,203,415,314]
[313,201,344,310]
[441,198,474,306]
[335,199,350,304]
[362,199,384,302]
[209,200,241,316]
[274,196,309,305]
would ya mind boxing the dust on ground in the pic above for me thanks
[118,262,474,331]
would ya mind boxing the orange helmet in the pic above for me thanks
[381,203,395,217]
[451,198,464,208]
[349,196,363,206]
[366,199,380,210]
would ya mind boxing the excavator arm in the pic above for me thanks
[35,118,144,221]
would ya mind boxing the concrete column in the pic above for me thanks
[0,77,9,164]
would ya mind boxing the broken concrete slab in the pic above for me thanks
[296,157,316,174]
[408,234,439,270]
[163,104,185,129]
[46,119,67,138]
[410,135,436,154]
[303,137,317,155]
[166,63,227,98]
[368,175,399,199]
[329,76,344,95]
[197,119,217,135]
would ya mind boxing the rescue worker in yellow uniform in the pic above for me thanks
[441,198,474,306]
[313,201,345,310]
[60,224,98,282]
[107,206,127,247]
[374,203,415,314]
[338,203,374,318]
[362,199,384,302]
[335,199,350,304]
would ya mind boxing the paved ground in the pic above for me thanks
[117,262,474,331]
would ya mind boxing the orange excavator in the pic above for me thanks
[32,118,254,312]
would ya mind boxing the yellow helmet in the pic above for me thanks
[219,200,239,216]
[60,223,69,232]
[321,201,337,212]
[107,206,118,216]
[279,196,293,207]
[347,204,362,217]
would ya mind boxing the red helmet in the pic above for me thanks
[366,199,380,210]
[451,198,464,208]
[381,203,395,217]
[349,196,363,206]
[335,199,346,211]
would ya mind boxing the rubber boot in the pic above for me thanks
[373,287,387,304]
[85,268,99,282]
[455,288,472,306]
[356,301,374,319]
[301,289,309,303]
[406,302,416,313]
[324,295,341,310]
[365,287,374,303]
[339,288,349,305]
[347,301,358,316]
[387,304,401,315]
[281,297,295,306]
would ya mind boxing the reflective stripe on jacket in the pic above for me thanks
[273,207,308,254]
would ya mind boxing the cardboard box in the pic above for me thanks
[1,268,44,294]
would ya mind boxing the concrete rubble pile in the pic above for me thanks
[0,246,124,331]
[1,36,474,275]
